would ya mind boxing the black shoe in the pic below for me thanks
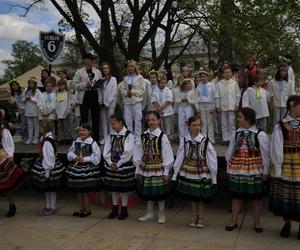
[280,223,291,238]
[79,211,92,218]
[254,227,264,233]
[118,206,128,220]
[107,205,119,219]
[6,204,16,217]
[72,210,83,217]
[225,224,238,231]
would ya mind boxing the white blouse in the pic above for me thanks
[226,126,270,175]
[103,127,135,168]
[270,114,299,177]
[242,86,270,119]
[42,132,56,171]
[55,91,70,119]
[133,128,174,176]
[38,91,56,120]
[216,79,240,111]
[195,81,217,107]
[172,133,218,184]
[151,86,174,117]
[1,128,14,157]
[67,136,101,165]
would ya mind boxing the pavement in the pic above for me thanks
[1,188,300,250]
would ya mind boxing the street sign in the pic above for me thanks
[39,30,65,63]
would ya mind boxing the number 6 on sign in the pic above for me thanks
[47,41,56,53]
[40,30,65,63]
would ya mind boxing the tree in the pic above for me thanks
[2,40,44,79]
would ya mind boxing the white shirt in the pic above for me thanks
[226,126,270,175]
[151,86,174,117]
[55,91,70,119]
[133,128,174,176]
[195,81,217,108]
[1,128,14,157]
[100,76,118,108]
[24,89,42,117]
[143,81,157,111]
[268,79,295,107]
[172,133,218,184]
[72,67,102,104]
[103,127,135,168]
[38,91,56,120]
[216,79,240,111]
[174,89,195,106]
[118,74,146,105]
[42,132,56,171]
[270,114,300,178]
[242,86,270,119]
[9,93,25,111]
[67,136,101,165]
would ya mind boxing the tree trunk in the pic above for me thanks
[218,0,234,63]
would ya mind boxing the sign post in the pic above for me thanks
[39,30,65,75]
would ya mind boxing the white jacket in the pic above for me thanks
[100,76,118,108]
[71,67,102,104]
[216,79,240,111]
[151,86,174,117]
[24,89,42,117]
[38,92,56,120]
[55,90,71,119]
[268,79,295,108]
[118,74,146,105]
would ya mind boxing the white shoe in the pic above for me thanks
[24,139,32,145]
[100,139,105,145]
[32,139,39,144]
[157,211,165,224]
[189,217,198,227]
[196,219,205,228]
[138,212,154,222]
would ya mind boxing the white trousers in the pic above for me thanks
[273,107,287,125]
[100,105,115,140]
[198,103,215,143]
[27,117,39,140]
[178,105,194,138]
[221,111,236,142]
[124,102,142,139]
[161,115,173,138]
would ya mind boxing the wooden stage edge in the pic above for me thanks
[14,142,227,158]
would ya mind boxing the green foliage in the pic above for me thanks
[2,40,44,78]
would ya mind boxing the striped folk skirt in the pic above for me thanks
[31,159,65,192]
[0,158,26,195]
[65,163,102,192]
[269,178,300,221]
[177,176,216,202]
[228,175,266,200]
[136,175,172,201]
[102,163,136,192]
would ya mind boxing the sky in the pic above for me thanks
[0,0,64,76]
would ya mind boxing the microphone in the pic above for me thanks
[128,84,132,97]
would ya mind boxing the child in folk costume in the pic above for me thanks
[0,109,26,217]
[172,116,218,228]
[38,77,56,127]
[269,95,300,239]
[195,70,217,144]
[225,107,270,233]
[118,60,146,139]
[56,79,72,145]
[24,77,41,145]
[242,75,270,131]
[66,123,101,217]
[269,65,295,125]
[151,72,174,139]
[102,114,135,220]
[99,62,118,144]
[175,79,195,139]
[31,120,65,216]
[134,111,174,224]
[216,68,240,144]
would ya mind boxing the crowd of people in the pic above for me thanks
[0,52,300,240]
